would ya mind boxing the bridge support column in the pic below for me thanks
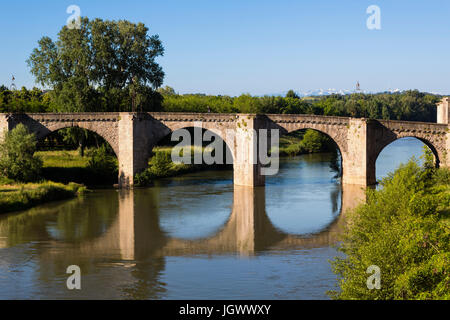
[0,114,10,143]
[342,118,377,186]
[437,98,450,167]
[233,115,265,187]
[118,113,153,188]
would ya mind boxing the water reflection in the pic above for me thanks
[0,184,367,299]
[0,140,424,299]
[0,183,366,259]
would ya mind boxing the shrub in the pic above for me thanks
[0,124,43,182]
[86,144,118,180]
[150,151,173,176]
[301,129,327,153]
[329,159,450,300]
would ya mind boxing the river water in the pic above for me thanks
[0,138,426,299]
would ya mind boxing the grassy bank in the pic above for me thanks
[36,150,118,186]
[134,146,231,186]
[274,130,336,157]
[0,181,86,214]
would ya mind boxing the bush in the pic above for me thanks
[0,124,43,182]
[86,144,118,180]
[301,129,327,153]
[150,151,173,176]
[329,159,450,300]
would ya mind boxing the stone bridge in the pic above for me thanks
[1,98,449,187]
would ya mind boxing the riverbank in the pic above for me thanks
[0,181,86,214]
[35,150,118,186]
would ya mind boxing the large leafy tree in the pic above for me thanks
[27,17,165,112]
[27,17,165,154]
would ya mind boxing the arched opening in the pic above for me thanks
[135,127,234,186]
[265,129,343,235]
[375,136,439,182]
[36,127,118,186]
[136,127,234,239]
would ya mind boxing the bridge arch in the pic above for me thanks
[150,123,236,165]
[277,127,345,180]
[363,128,445,186]
[371,136,440,184]
[31,121,119,157]
[374,136,440,167]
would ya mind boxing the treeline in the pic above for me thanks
[159,88,440,122]
[0,86,51,113]
[0,85,162,113]
[1,86,440,123]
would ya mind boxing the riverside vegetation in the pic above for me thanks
[0,124,85,213]
[330,150,450,300]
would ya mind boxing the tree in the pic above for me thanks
[27,17,165,112]
[0,124,43,182]
[286,90,300,99]
[329,159,450,300]
[27,17,165,152]
[157,86,176,96]
[301,130,327,153]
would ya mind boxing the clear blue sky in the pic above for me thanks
[1,0,450,96]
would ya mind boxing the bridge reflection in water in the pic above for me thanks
[0,183,366,299]
[25,183,364,261]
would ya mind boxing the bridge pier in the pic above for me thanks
[233,115,265,187]
[0,114,10,142]
[437,97,450,167]
[342,118,377,186]
[118,113,155,188]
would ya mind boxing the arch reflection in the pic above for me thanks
[0,183,367,299]
[79,183,366,259]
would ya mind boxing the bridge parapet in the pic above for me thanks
[148,112,237,123]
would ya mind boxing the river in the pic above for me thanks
[0,137,427,299]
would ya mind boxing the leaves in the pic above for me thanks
[329,159,450,300]
[26,17,165,113]
[0,124,43,182]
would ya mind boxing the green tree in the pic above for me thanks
[329,159,450,300]
[286,89,300,99]
[301,130,327,153]
[0,124,43,182]
[27,17,165,112]
[158,86,176,96]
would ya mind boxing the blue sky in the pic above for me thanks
[1,0,450,96]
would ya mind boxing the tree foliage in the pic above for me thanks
[27,17,164,112]
[159,90,439,122]
[330,158,450,300]
[0,124,43,182]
